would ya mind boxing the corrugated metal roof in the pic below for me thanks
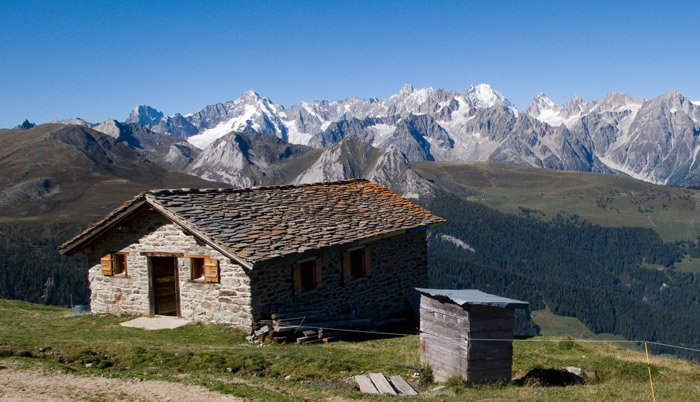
[416,288,529,309]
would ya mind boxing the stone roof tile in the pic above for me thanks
[60,179,445,268]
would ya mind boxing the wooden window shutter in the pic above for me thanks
[363,247,371,277]
[101,254,114,276]
[292,263,302,296]
[204,258,220,283]
[342,251,351,284]
[313,259,322,289]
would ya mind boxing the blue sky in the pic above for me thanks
[1,0,699,128]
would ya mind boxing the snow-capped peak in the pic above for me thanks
[400,83,415,94]
[465,84,518,116]
[532,92,555,110]
[527,93,578,127]
[239,90,265,104]
[466,84,501,108]
[693,100,700,106]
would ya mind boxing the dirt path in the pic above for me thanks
[0,363,241,402]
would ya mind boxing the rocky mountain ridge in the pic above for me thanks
[123,84,700,187]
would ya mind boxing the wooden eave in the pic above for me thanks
[58,199,148,256]
[58,195,254,271]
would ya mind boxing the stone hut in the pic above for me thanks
[58,179,445,329]
[417,288,528,383]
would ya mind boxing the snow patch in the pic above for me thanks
[284,119,313,145]
[188,119,237,149]
[369,124,396,146]
[439,234,475,252]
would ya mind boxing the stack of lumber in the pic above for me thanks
[249,310,372,344]
[354,373,418,396]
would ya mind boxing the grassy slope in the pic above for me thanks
[0,124,222,224]
[413,161,700,242]
[532,308,625,340]
[1,300,699,401]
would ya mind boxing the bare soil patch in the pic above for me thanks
[0,363,241,402]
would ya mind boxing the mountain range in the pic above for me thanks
[118,84,700,188]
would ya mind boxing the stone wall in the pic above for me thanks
[85,208,430,329]
[86,209,252,328]
[249,230,429,320]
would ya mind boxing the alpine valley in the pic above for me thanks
[4,84,700,359]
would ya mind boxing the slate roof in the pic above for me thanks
[416,288,529,309]
[60,179,445,269]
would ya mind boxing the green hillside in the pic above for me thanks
[0,124,221,224]
[413,161,700,242]
[421,188,700,359]
[1,299,698,400]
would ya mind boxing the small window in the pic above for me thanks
[342,247,371,283]
[190,257,205,280]
[187,255,219,283]
[100,253,128,276]
[292,258,321,296]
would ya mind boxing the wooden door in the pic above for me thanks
[151,256,179,316]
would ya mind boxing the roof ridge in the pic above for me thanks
[146,179,371,196]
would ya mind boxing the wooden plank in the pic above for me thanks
[469,328,514,340]
[355,375,379,394]
[421,296,467,317]
[368,373,397,395]
[421,357,462,382]
[296,335,319,344]
[422,332,467,350]
[275,318,372,333]
[420,308,468,327]
[469,306,514,320]
[390,375,417,396]
[468,365,512,375]
[420,320,467,341]
[467,357,512,372]
[254,325,270,337]
[421,312,467,330]
[420,301,465,318]
[469,317,514,332]
[467,368,512,383]
[468,346,513,360]
[421,341,465,371]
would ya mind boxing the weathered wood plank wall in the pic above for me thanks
[419,294,516,383]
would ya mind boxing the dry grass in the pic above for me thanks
[2,299,700,401]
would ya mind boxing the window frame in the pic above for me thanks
[292,257,321,296]
[188,255,206,282]
[342,246,371,284]
[100,252,128,277]
[186,255,220,283]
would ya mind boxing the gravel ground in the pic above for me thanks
[0,363,241,402]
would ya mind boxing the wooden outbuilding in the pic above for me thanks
[416,288,528,383]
